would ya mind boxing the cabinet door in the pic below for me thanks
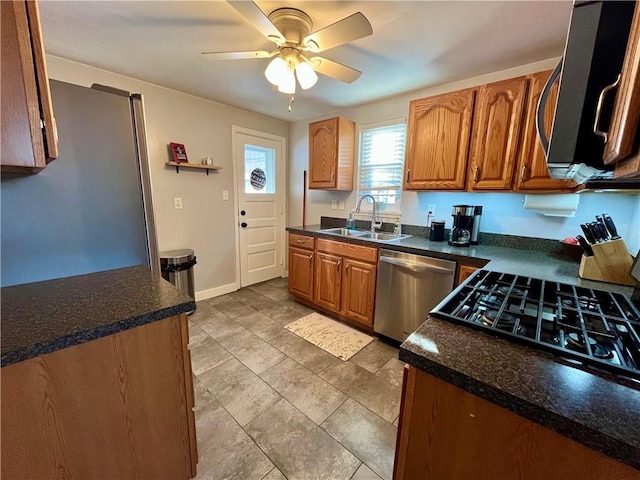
[309,118,338,188]
[341,258,377,327]
[1,0,57,174]
[605,4,640,168]
[314,252,342,312]
[515,71,576,192]
[456,264,478,286]
[288,246,314,302]
[404,89,476,190]
[468,77,528,190]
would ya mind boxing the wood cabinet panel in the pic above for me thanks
[515,71,577,192]
[316,238,378,263]
[289,232,315,250]
[404,88,476,190]
[468,76,528,190]
[1,314,196,479]
[308,117,354,190]
[1,0,57,174]
[341,258,377,327]
[605,2,640,167]
[456,264,478,286]
[314,251,342,312]
[394,366,640,480]
[289,246,315,302]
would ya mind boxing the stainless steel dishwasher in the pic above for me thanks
[374,249,456,342]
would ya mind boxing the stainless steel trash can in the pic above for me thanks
[160,249,197,314]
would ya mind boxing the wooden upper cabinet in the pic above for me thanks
[404,88,476,190]
[308,117,355,190]
[1,0,58,174]
[468,76,528,190]
[515,71,577,192]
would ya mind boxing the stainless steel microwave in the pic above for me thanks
[538,1,637,187]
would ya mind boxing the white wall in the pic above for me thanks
[47,55,288,298]
[288,58,640,255]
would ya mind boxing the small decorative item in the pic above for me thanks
[201,157,214,166]
[250,168,266,190]
[169,143,188,163]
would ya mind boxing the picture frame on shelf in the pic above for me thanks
[169,142,188,163]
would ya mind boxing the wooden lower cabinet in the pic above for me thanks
[288,246,314,301]
[394,366,640,480]
[456,263,479,286]
[314,251,343,312]
[341,258,377,328]
[1,314,197,479]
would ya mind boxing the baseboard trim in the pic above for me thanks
[195,282,239,302]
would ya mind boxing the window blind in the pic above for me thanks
[357,122,407,211]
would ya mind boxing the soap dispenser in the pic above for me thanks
[346,213,356,230]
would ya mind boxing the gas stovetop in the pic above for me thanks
[430,270,640,380]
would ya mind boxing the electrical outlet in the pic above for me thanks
[332,200,337,210]
[222,190,229,200]
[339,201,345,210]
[174,197,183,210]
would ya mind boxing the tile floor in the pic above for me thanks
[189,277,405,480]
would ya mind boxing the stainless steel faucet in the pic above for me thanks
[355,195,381,233]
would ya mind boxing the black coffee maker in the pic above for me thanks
[449,205,475,247]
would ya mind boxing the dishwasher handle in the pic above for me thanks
[380,256,455,275]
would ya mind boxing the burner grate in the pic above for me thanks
[430,269,640,380]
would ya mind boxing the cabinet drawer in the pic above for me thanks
[316,238,378,264]
[289,232,315,250]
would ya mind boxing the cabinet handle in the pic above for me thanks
[330,171,335,182]
[406,169,411,183]
[346,264,350,274]
[520,164,527,183]
[307,254,313,260]
[296,239,306,243]
[336,260,341,272]
[473,166,480,183]
[593,74,621,143]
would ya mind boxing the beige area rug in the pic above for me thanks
[285,312,375,361]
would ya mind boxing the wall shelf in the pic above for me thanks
[165,161,222,175]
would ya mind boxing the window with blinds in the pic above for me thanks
[356,120,407,212]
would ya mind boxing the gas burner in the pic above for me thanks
[497,286,526,297]
[565,333,613,359]
[561,296,600,312]
[481,309,525,335]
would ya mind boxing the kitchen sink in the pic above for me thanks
[319,228,410,242]
[318,228,368,237]
[359,232,411,241]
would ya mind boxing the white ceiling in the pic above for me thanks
[38,1,573,122]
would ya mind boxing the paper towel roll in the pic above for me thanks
[523,194,580,217]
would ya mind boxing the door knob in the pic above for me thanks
[241,222,248,228]
[240,210,246,216]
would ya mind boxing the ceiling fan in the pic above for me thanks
[202,1,373,98]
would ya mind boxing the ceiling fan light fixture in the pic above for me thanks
[277,68,296,94]
[295,61,318,90]
[265,56,288,86]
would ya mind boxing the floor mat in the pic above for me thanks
[285,312,375,361]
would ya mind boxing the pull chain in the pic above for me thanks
[288,94,295,112]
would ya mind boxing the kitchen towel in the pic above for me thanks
[285,312,374,360]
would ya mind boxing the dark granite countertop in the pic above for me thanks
[287,224,635,296]
[1,266,195,367]
[400,319,640,471]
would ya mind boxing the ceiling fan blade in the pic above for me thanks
[227,1,285,45]
[303,12,372,52]
[201,50,275,60]
[309,56,362,84]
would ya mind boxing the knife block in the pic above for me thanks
[578,238,636,286]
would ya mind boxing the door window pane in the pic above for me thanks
[245,144,276,194]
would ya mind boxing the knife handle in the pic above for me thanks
[602,214,620,239]
[580,224,595,244]
[576,235,594,256]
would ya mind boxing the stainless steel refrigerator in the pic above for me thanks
[1,80,158,287]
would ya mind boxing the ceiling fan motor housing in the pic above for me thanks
[268,8,313,46]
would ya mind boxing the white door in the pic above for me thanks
[233,128,286,287]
